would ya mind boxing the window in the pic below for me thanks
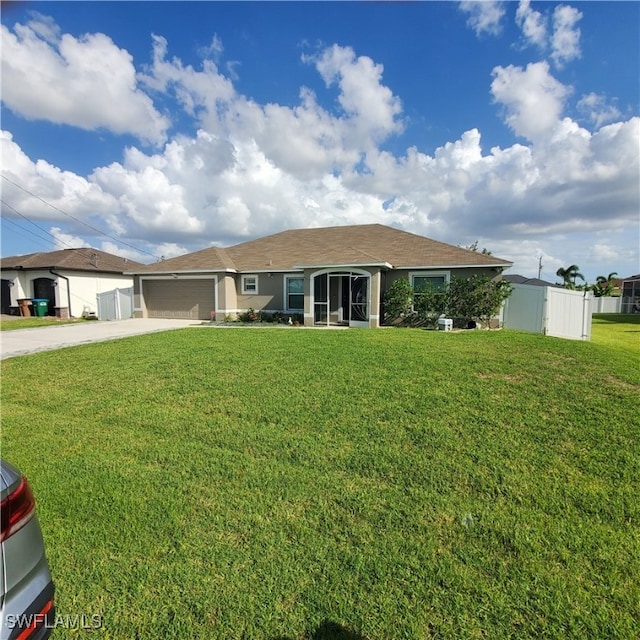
[286,276,304,311]
[410,271,450,307]
[412,275,447,293]
[242,275,259,295]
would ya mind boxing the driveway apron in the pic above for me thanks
[1,319,197,360]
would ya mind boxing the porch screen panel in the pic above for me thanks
[314,273,328,323]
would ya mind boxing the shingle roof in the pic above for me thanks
[130,224,512,273]
[131,246,237,273]
[504,274,562,288]
[0,248,143,273]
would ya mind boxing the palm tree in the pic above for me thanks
[592,272,618,297]
[556,264,585,290]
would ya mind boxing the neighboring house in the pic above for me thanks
[0,248,143,318]
[129,224,512,328]
[503,274,562,288]
[621,274,640,313]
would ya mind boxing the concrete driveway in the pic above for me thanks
[1,318,198,360]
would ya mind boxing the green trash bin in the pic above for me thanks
[32,298,49,317]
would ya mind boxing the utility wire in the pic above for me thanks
[1,200,146,271]
[1,199,74,248]
[1,174,160,259]
[1,210,63,249]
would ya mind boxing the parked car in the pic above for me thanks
[1,460,55,640]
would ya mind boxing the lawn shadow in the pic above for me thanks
[272,619,369,640]
[593,313,640,324]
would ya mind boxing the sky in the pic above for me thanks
[1,0,638,283]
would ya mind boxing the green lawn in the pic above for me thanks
[0,316,91,331]
[2,320,638,639]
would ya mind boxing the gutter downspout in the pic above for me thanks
[49,269,73,317]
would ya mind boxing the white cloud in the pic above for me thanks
[0,130,118,221]
[142,41,403,181]
[313,45,404,143]
[1,16,169,144]
[140,34,236,123]
[577,93,622,129]
[491,62,570,142]
[459,1,506,37]
[512,2,583,70]
[49,227,90,250]
[90,160,205,237]
[515,0,547,48]
[551,4,582,67]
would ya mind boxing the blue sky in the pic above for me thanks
[1,1,638,283]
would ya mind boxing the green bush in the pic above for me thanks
[383,279,414,324]
[384,276,512,328]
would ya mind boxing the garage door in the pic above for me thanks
[144,279,215,320]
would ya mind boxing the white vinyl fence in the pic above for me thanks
[502,284,593,340]
[96,287,134,321]
[590,296,622,314]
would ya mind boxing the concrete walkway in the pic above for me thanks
[0,318,198,360]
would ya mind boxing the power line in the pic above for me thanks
[1,199,73,248]
[2,212,60,250]
[1,174,159,259]
[1,200,146,271]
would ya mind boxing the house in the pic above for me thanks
[503,274,562,288]
[0,248,143,318]
[621,274,640,313]
[129,224,512,328]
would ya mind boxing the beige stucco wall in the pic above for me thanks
[384,266,504,291]
[235,273,283,312]
[216,274,238,318]
[234,272,306,314]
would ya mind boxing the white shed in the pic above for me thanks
[502,283,593,341]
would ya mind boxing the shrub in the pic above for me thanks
[413,283,448,329]
[383,279,414,324]
[384,275,512,329]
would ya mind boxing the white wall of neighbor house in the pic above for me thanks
[3,269,134,317]
[66,272,135,317]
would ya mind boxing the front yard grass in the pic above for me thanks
[1,321,638,639]
[0,316,91,331]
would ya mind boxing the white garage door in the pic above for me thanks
[144,279,215,320]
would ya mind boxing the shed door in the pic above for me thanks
[144,279,215,320]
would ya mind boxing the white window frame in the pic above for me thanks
[284,274,305,312]
[241,274,259,295]
[409,271,450,311]
[409,271,451,292]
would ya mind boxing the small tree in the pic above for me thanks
[446,276,512,327]
[469,275,513,326]
[413,282,448,328]
[383,278,414,324]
